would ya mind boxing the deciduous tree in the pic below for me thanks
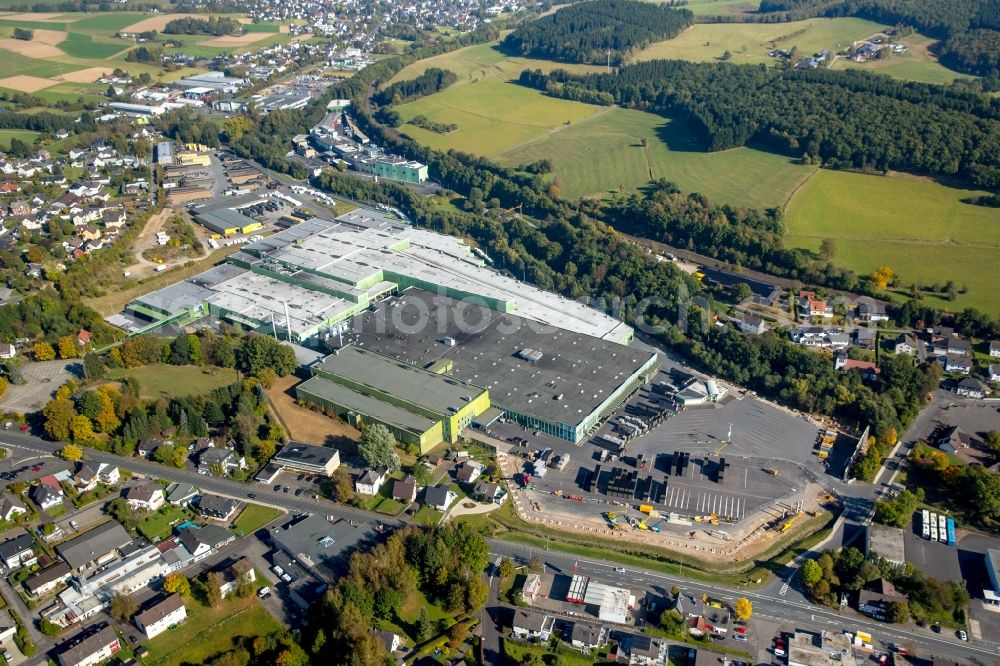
[357,424,400,471]
[734,597,752,621]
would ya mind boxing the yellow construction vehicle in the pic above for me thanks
[766,468,780,476]
[780,512,804,532]
[637,520,649,530]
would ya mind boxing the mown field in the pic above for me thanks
[785,170,1000,314]
[0,11,290,97]
[632,17,970,84]
[392,42,608,156]
[495,107,814,208]
[0,128,39,149]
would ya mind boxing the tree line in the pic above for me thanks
[372,68,458,106]
[163,16,241,36]
[517,61,1000,188]
[757,0,1000,77]
[304,522,488,664]
[501,0,693,65]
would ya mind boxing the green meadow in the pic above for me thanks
[785,170,1000,314]
[495,107,815,209]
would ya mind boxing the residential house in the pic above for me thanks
[165,482,198,507]
[375,629,401,655]
[391,476,417,503]
[355,467,387,496]
[125,484,165,512]
[56,624,122,666]
[197,494,239,521]
[216,557,255,598]
[511,610,554,641]
[24,561,72,597]
[73,463,119,493]
[791,327,850,349]
[76,329,91,347]
[857,578,905,620]
[56,520,133,573]
[942,354,972,375]
[31,478,63,511]
[738,312,766,335]
[198,447,244,476]
[177,524,234,562]
[137,438,166,458]
[990,341,1000,358]
[609,630,664,665]
[456,460,483,484]
[799,290,833,320]
[894,333,917,356]
[856,301,889,322]
[935,425,977,454]
[77,225,101,242]
[0,533,37,569]
[570,622,606,652]
[101,208,126,229]
[8,200,30,216]
[472,480,505,504]
[834,354,880,380]
[134,594,187,639]
[852,327,876,350]
[0,497,27,522]
[955,377,988,399]
[0,342,15,360]
[948,337,973,356]
[990,364,1000,383]
[423,485,456,511]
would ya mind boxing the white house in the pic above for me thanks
[355,467,387,496]
[456,461,483,484]
[73,463,119,493]
[125,484,165,512]
[30,481,63,511]
[990,341,1000,358]
[135,594,187,639]
[990,364,1000,383]
[423,486,456,512]
[512,610,554,641]
[0,533,37,570]
[0,498,27,522]
[0,342,16,359]
[955,377,988,399]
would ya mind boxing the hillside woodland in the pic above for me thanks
[501,0,693,65]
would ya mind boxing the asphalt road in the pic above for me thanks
[488,542,1000,665]
[0,432,404,530]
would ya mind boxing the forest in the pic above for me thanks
[518,61,1000,187]
[501,0,693,65]
[372,68,458,106]
[163,16,242,36]
[756,0,1000,77]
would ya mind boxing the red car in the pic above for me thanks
[735,627,747,634]
[19,424,27,431]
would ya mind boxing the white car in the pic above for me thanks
[774,647,786,658]
[957,630,968,641]
[614,567,626,573]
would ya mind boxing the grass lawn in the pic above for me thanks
[2,51,82,78]
[106,364,239,400]
[0,129,39,150]
[830,32,972,84]
[412,504,443,526]
[145,598,282,666]
[495,107,814,208]
[632,17,887,66]
[681,0,760,16]
[45,503,67,519]
[137,505,191,542]
[503,639,599,666]
[784,169,1000,315]
[59,32,129,59]
[232,504,283,535]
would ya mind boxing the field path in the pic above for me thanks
[492,105,616,157]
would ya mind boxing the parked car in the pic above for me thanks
[958,630,968,641]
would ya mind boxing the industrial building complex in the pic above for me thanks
[121,206,657,449]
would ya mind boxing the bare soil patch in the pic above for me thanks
[121,13,200,33]
[52,65,113,83]
[200,32,271,47]
[266,374,361,446]
[2,12,68,21]
[0,74,58,92]
[0,37,64,57]
[30,28,66,45]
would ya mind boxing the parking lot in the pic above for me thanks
[0,360,81,414]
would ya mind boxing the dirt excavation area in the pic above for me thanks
[266,374,360,445]
[499,450,830,566]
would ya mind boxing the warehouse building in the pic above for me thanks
[123,208,634,344]
[174,71,246,94]
[338,289,657,444]
[296,344,491,453]
[370,157,428,184]
[190,194,270,236]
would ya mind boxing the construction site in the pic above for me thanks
[492,366,835,565]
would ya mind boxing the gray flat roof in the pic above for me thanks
[341,289,656,428]
[273,442,339,467]
[314,344,486,417]
[272,515,372,577]
[869,524,906,564]
[297,376,438,434]
[57,521,132,570]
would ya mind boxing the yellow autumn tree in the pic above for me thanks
[871,266,895,290]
